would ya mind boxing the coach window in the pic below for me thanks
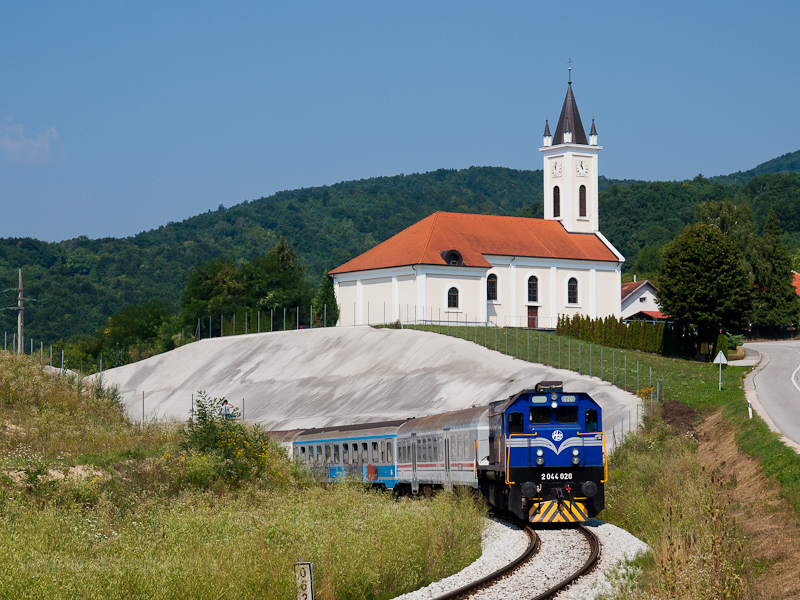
[343,444,350,464]
[352,443,359,464]
[530,406,551,424]
[380,441,386,463]
[585,409,599,433]
[325,445,331,464]
[508,412,524,434]
[372,442,379,463]
[300,446,307,462]
[432,438,438,461]
[556,406,579,424]
[361,443,368,463]
[334,444,340,463]
[387,441,393,463]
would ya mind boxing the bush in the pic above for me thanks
[180,391,299,487]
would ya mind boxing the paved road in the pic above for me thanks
[745,341,800,449]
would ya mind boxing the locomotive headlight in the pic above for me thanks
[536,457,545,465]
[536,449,544,457]
[572,449,580,456]
[572,456,580,465]
[551,401,558,409]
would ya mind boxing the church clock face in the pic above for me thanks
[551,161,562,178]
[576,160,589,177]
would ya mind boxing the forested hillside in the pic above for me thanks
[1,151,800,345]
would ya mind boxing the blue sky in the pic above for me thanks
[1,2,798,242]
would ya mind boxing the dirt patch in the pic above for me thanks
[697,410,800,599]
[662,399,699,433]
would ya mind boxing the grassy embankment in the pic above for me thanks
[407,323,800,599]
[0,351,484,600]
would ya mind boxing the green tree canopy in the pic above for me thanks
[750,211,800,329]
[658,223,753,347]
[179,238,313,331]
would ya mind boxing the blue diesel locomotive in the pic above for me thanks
[271,381,606,524]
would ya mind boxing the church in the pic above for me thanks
[330,77,625,328]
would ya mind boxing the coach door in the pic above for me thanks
[528,306,539,329]
[443,428,453,490]
[411,433,419,493]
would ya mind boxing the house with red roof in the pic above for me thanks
[330,75,624,328]
[621,279,666,321]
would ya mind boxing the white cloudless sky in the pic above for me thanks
[1,1,798,242]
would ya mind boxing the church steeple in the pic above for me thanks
[540,65,602,234]
[552,81,587,145]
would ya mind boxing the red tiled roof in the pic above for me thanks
[330,212,620,274]
[625,310,668,321]
[620,279,658,301]
[792,271,800,296]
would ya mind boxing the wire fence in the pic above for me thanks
[5,308,665,448]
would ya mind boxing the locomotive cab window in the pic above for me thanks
[508,412,525,434]
[556,406,579,424]
[585,409,599,432]
[530,406,552,424]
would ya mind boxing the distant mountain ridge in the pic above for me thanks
[1,150,799,343]
[709,149,800,185]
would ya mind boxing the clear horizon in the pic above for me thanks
[2,2,798,242]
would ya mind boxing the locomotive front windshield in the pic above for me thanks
[530,406,551,424]
[556,406,579,424]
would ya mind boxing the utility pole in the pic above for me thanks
[3,269,33,354]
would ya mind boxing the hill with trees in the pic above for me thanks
[1,150,800,347]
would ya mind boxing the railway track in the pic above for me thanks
[433,522,600,600]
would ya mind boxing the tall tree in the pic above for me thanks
[658,223,753,350]
[750,211,800,330]
[313,273,339,327]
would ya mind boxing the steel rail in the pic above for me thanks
[528,523,600,600]
[432,521,540,600]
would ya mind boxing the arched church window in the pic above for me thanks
[487,274,498,301]
[448,287,459,309]
[579,185,587,217]
[528,276,538,302]
[553,186,560,218]
[568,277,578,304]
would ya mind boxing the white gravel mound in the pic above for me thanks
[93,327,640,431]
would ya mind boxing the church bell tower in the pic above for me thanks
[540,68,601,233]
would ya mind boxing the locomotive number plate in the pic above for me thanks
[541,472,573,481]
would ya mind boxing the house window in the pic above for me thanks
[442,250,463,266]
[568,277,578,304]
[528,276,538,302]
[487,274,498,301]
[579,185,587,217]
[447,287,459,308]
[639,296,646,303]
[553,186,560,218]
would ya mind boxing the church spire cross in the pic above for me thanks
[568,56,572,84]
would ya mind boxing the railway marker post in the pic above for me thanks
[294,561,315,600]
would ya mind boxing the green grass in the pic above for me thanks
[0,350,485,600]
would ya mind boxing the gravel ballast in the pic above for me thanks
[391,518,649,600]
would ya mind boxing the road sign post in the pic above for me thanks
[713,350,728,391]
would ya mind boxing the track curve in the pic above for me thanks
[432,522,599,600]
